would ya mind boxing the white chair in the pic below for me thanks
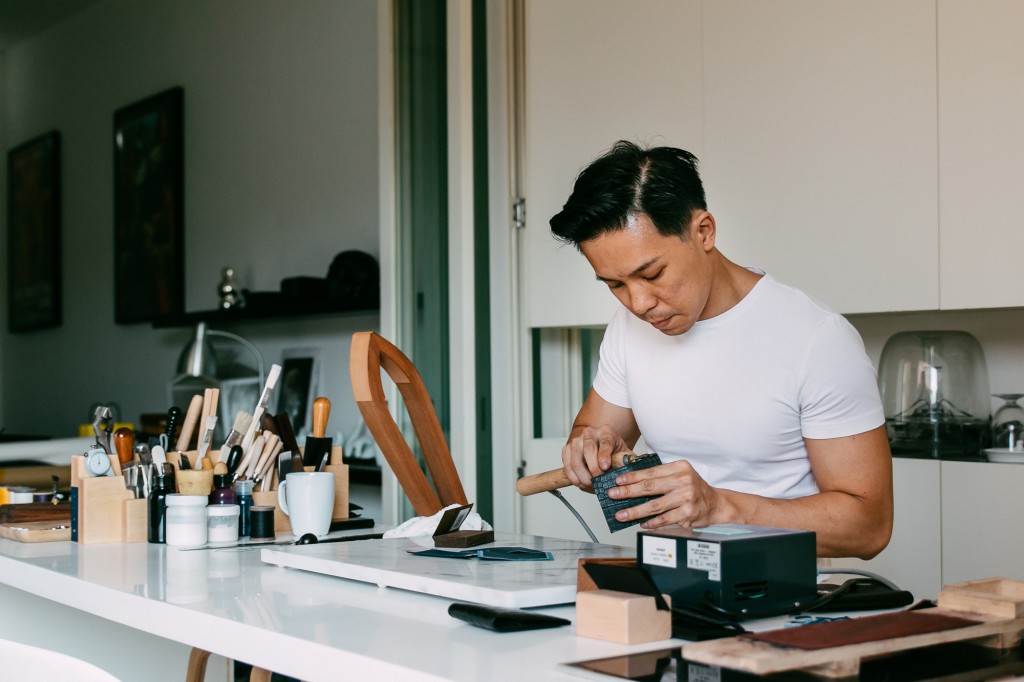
[0,638,123,681]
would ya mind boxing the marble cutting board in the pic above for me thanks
[261,532,633,608]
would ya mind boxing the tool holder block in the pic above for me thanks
[71,454,138,544]
[250,445,348,534]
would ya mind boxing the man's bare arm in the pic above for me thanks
[561,389,642,488]
[608,425,894,559]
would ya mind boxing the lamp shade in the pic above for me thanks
[177,322,218,378]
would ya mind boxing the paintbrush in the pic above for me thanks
[236,434,265,480]
[218,411,252,462]
[240,364,282,451]
[196,415,218,470]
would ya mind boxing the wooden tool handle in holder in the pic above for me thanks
[312,397,331,439]
[516,453,631,496]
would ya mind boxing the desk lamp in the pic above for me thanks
[169,322,265,443]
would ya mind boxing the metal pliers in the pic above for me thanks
[92,405,114,454]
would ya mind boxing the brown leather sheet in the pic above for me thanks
[744,611,979,651]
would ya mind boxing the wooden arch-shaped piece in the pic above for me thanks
[349,331,468,517]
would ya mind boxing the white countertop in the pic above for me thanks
[0,530,672,681]
[0,437,92,465]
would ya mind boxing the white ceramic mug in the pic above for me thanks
[278,472,335,538]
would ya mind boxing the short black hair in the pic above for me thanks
[549,141,707,248]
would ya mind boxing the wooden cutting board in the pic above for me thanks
[679,606,1024,675]
[0,521,71,542]
[684,580,1024,680]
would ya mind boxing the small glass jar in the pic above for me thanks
[209,473,238,506]
[207,504,240,544]
[233,479,254,537]
[165,494,209,546]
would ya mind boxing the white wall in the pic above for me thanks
[0,0,380,439]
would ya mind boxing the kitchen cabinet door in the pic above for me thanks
[701,1,939,314]
[523,0,703,328]
[840,458,942,600]
[941,461,1024,585]
[938,1,1024,310]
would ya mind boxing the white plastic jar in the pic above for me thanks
[165,494,209,546]
[207,504,240,543]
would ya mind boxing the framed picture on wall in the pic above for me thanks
[275,349,320,438]
[7,131,61,333]
[113,87,184,324]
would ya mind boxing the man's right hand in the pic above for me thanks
[561,424,632,490]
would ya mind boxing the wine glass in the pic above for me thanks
[991,394,1024,450]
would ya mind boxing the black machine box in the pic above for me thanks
[638,524,817,619]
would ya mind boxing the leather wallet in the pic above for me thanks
[447,602,571,632]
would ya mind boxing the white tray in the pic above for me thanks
[984,448,1024,464]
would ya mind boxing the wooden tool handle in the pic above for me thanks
[312,397,331,438]
[113,427,135,466]
[165,406,182,443]
[515,453,632,496]
[516,467,572,496]
[175,395,204,451]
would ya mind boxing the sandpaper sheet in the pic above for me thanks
[744,610,979,650]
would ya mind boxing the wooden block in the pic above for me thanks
[78,475,132,544]
[0,521,71,542]
[122,498,149,543]
[576,589,672,645]
[323,463,349,522]
[434,529,494,548]
[577,557,637,593]
[938,578,1024,619]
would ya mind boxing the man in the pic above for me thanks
[549,141,892,559]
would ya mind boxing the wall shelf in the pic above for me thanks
[152,303,379,329]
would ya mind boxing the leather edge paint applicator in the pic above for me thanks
[303,397,332,467]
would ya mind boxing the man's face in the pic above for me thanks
[580,212,714,336]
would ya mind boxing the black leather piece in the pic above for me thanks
[447,602,571,632]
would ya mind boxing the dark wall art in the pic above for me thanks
[7,131,61,332]
[113,87,184,324]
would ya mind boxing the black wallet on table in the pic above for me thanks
[447,602,571,632]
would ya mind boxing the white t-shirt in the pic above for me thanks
[592,273,884,499]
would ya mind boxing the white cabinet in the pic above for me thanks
[700,1,939,315]
[851,458,1024,599]
[941,461,1024,585]
[842,458,943,600]
[522,1,940,327]
[937,1,1024,310]
[523,0,703,328]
